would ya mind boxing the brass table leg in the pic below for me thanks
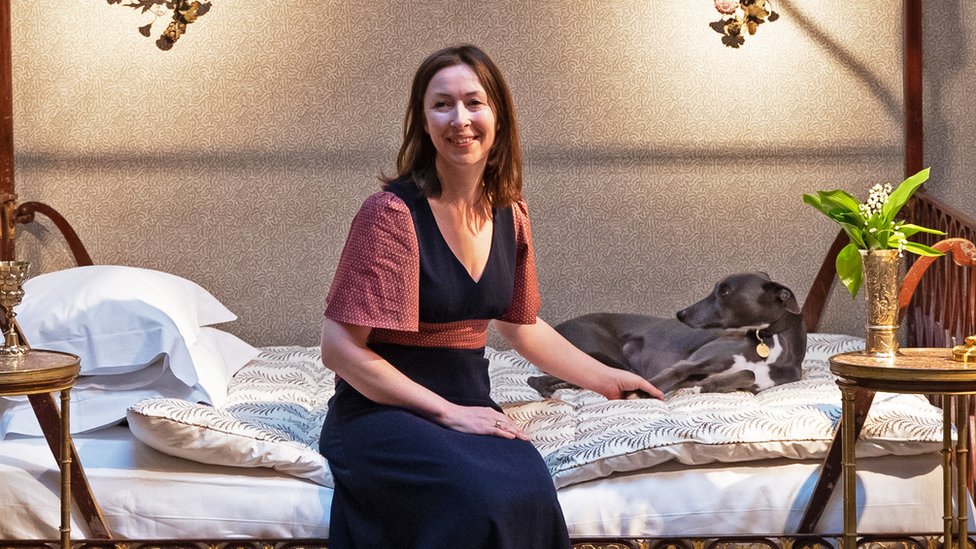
[957,395,970,549]
[841,384,857,549]
[60,388,72,549]
[28,393,112,539]
[945,400,954,548]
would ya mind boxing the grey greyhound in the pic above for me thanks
[528,272,807,397]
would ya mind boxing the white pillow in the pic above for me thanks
[18,265,238,386]
[0,327,259,438]
[185,326,262,405]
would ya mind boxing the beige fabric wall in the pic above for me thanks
[8,1,975,347]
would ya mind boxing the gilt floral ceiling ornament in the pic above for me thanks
[711,0,779,48]
[107,0,212,51]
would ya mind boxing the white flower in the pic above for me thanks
[862,183,891,218]
[892,230,908,256]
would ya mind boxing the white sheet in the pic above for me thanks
[0,426,967,539]
[558,452,960,536]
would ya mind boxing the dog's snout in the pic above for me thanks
[676,309,687,322]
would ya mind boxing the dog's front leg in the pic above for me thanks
[699,369,757,393]
[648,357,734,394]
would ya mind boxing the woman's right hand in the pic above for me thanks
[436,403,529,441]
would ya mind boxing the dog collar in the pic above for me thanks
[759,311,800,339]
[755,313,801,358]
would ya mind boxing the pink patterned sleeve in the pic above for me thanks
[324,192,420,331]
[499,200,541,324]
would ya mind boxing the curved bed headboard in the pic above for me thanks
[901,193,976,347]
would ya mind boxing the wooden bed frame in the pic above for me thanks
[4,1,976,548]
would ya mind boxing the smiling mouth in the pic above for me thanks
[450,136,477,145]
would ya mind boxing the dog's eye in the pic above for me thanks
[718,285,731,297]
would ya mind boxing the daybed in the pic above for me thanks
[0,188,973,549]
[3,3,976,547]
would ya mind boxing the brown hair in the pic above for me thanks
[388,45,523,207]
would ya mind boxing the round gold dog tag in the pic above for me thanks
[756,341,770,358]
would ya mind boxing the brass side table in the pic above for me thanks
[830,348,976,549]
[0,349,80,549]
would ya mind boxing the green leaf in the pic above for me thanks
[818,190,863,217]
[897,223,946,237]
[802,193,830,216]
[872,230,889,249]
[828,214,861,231]
[903,241,945,257]
[836,242,863,298]
[882,167,930,224]
[838,222,867,248]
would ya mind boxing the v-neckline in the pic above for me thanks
[424,198,495,285]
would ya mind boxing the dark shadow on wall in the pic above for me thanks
[521,144,900,167]
[14,142,902,171]
[776,0,902,125]
[923,0,966,186]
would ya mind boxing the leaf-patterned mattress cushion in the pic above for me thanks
[127,333,944,489]
[490,333,944,488]
[127,346,335,486]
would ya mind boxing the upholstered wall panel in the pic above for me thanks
[8,1,973,347]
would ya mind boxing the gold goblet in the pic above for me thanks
[0,261,31,355]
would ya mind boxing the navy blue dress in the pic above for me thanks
[320,177,571,549]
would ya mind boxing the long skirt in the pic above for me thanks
[319,346,571,549]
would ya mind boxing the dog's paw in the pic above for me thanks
[526,375,556,398]
[527,375,578,398]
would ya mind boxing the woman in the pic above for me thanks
[320,44,662,548]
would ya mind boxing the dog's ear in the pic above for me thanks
[764,281,801,314]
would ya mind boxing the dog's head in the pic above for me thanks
[676,271,800,330]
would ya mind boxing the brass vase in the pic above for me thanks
[860,249,903,358]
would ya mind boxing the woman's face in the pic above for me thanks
[423,63,496,174]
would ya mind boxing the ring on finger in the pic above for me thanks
[494,420,503,429]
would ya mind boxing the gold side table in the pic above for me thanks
[830,348,976,549]
[0,349,80,549]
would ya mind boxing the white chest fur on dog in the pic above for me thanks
[727,335,782,390]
